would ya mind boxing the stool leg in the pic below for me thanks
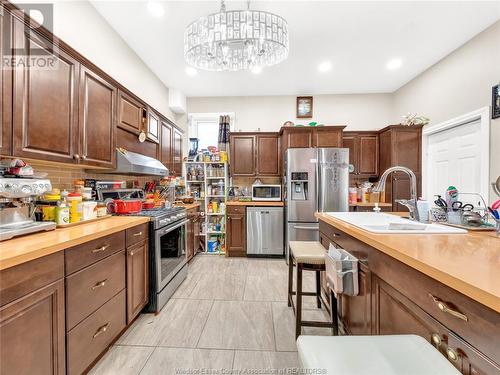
[329,290,338,336]
[315,270,322,308]
[295,264,303,339]
[288,250,293,307]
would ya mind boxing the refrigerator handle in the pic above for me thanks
[316,154,321,212]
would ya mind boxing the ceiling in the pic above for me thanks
[91,1,500,97]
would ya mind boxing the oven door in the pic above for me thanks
[155,219,189,291]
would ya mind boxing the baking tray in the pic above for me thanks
[56,215,112,228]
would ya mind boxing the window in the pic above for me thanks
[188,113,235,151]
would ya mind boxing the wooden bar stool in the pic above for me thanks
[288,241,337,338]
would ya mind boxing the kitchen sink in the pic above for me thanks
[325,212,467,234]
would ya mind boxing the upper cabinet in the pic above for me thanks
[146,108,160,144]
[280,126,345,151]
[312,127,343,148]
[12,16,80,163]
[230,134,257,176]
[256,134,280,176]
[117,90,146,135]
[343,131,379,177]
[78,66,116,167]
[171,128,183,176]
[160,118,173,170]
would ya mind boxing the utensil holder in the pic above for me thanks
[325,245,359,296]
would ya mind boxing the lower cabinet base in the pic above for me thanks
[67,290,126,375]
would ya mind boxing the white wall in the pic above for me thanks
[393,20,500,200]
[187,94,394,132]
[49,0,186,131]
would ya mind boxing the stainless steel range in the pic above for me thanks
[126,207,189,313]
[0,177,56,241]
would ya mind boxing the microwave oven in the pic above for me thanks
[252,184,282,201]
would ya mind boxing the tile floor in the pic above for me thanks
[90,255,331,375]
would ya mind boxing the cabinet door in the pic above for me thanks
[227,214,246,257]
[117,90,145,134]
[0,279,65,375]
[172,128,183,176]
[1,9,12,156]
[186,209,195,261]
[147,109,160,144]
[126,241,148,324]
[256,134,280,176]
[392,175,411,212]
[342,135,358,174]
[230,135,256,176]
[392,128,422,174]
[78,66,116,167]
[12,17,79,163]
[358,134,378,176]
[287,129,312,148]
[160,119,172,170]
[313,128,342,147]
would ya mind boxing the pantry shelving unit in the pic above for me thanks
[184,161,228,255]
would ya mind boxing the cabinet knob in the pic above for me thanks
[81,154,87,160]
[129,251,135,256]
[446,348,458,362]
[431,333,442,346]
[74,154,80,160]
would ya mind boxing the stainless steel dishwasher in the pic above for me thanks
[247,207,284,256]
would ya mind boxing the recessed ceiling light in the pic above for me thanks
[251,66,263,74]
[185,66,197,76]
[147,1,165,17]
[318,61,332,73]
[386,58,402,70]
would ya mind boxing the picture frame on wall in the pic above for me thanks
[296,96,313,118]
[492,84,500,119]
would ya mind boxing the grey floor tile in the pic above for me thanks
[140,348,234,375]
[197,300,275,350]
[233,350,299,371]
[118,299,213,347]
[189,272,246,300]
[243,274,288,302]
[89,346,153,375]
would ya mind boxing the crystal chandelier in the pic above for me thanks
[184,0,289,71]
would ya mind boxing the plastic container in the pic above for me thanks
[82,201,98,221]
[67,193,83,223]
[348,188,357,205]
[41,205,56,221]
[325,243,359,296]
[55,204,70,225]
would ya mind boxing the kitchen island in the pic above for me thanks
[316,212,499,375]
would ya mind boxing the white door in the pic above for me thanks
[426,119,482,201]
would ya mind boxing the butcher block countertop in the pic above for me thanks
[316,212,500,313]
[174,202,201,210]
[0,216,150,271]
[226,201,284,206]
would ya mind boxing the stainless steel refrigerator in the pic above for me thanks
[285,148,349,260]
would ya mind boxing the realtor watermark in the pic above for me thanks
[175,368,327,374]
[2,3,60,70]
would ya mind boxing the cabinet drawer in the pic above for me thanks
[67,290,126,375]
[65,231,125,275]
[126,223,148,247]
[227,206,245,215]
[66,250,125,330]
[371,249,500,363]
[0,252,64,307]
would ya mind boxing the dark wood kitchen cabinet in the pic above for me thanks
[226,205,246,257]
[126,240,148,324]
[1,8,12,156]
[172,128,183,176]
[160,118,173,169]
[78,66,116,167]
[117,89,146,135]
[11,15,80,163]
[186,205,201,262]
[312,127,344,148]
[378,125,422,211]
[319,221,500,375]
[343,131,379,177]
[147,108,160,144]
[230,134,256,176]
[230,132,280,177]
[280,126,345,150]
[0,252,66,375]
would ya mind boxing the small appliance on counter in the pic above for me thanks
[252,184,282,201]
[0,177,56,241]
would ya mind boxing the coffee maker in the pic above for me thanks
[0,177,56,241]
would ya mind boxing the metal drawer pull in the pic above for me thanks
[431,333,442,346]
[92,323,109,338]
[91,279,108,290]
[133,231,143,237]
[429,294,468,322]
[446,348,458,362]
[91,244,110,253]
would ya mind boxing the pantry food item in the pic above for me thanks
[67,192,83,223]
[41,206,56,221]
[55,204,70,225]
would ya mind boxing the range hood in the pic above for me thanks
[89,148,169,176]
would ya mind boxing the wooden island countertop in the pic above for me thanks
[0,216,150,271]
[226,201,284,207]
[316,212,500,313]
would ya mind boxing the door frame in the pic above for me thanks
[421,106,490,201]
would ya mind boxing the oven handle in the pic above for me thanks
[158,219,190,236]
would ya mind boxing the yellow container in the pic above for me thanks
[212,201,218,213]
[41,206,56,221]
[67,193,83,223]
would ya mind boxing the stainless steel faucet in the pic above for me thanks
[373,166,419,221]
